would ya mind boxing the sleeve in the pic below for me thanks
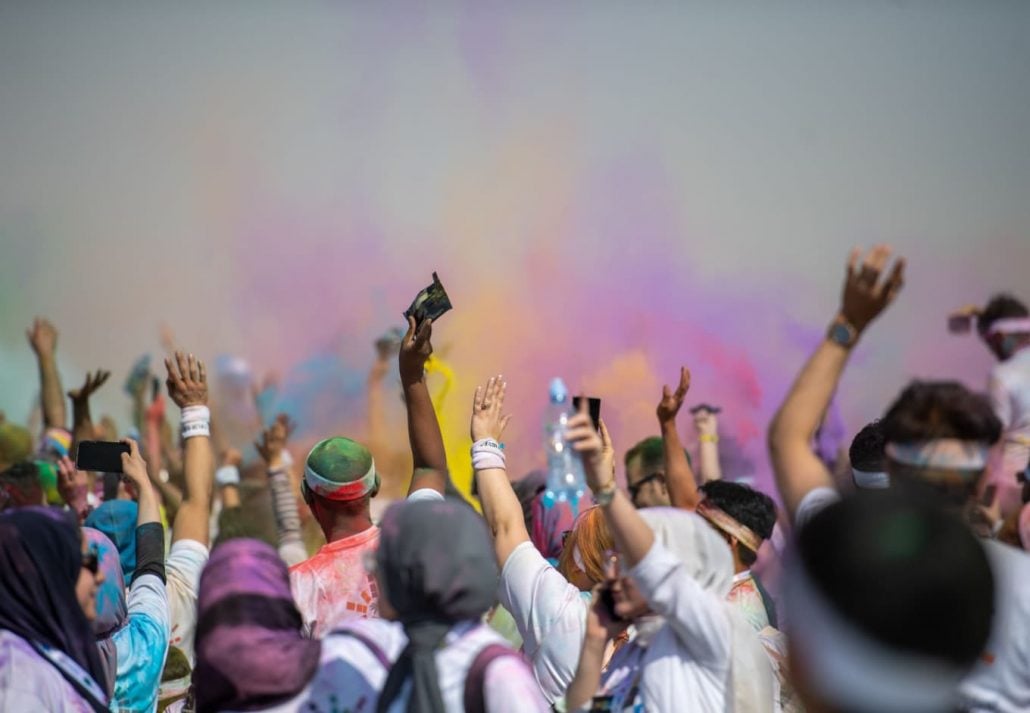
[497,542,585,659]
[268,469,307,565]
[165,539,209,655]
[118,574,170,709]
[483,655,550,713]
[629,540,731,667]
[128,573,170,637]
[793,486,841,531]
[134,521,167,584]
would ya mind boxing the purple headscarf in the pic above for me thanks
[193,538,322,713]
[83,527,128,696]
[531,495,578,563]
[0,507,108,712]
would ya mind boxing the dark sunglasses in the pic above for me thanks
[81,544,100,575]
[628,472,665,500]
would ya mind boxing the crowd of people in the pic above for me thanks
[1,244,1029,712]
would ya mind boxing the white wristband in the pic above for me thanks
[215,465,240,487]
[181,405,211,440]
[471,439,506,471]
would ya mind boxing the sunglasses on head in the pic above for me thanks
[81,543,100,575]
[628,472,665,500]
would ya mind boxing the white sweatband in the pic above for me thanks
[279,449,294,468]
[215,465,240,487]
[180,405,211,439]
[852,468,890,490]
[303,458,377,500]
[471,439,506,471]
[885,440,989,470]
[986,317,1030,337]
[786,557,967,712]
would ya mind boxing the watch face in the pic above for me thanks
[829,322,855,346]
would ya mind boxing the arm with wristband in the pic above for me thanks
[768,246,905,522]
[255,414,307,566]
[165,351,215,546]
[470,375,529,568]
[399,315,450,496]
[694,408,722,482]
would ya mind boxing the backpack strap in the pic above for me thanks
[463,643,524,713]
[332,628,393,670]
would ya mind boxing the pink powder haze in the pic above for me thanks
[1,2,1029,503]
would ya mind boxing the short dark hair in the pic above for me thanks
[849,420,887,473]
[978,293,1028,337]
[624,437,692,476]
[699,480,776,565]
[797,490,994,669]
[0,461,42,509]
[881,381,1001,446]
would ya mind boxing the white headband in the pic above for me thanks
[986,317,1030,337]
[885,440,989,470]
[786,557,967,712]
[852,468,890,490]
[304,458,377,501]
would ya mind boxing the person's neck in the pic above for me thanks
[322,513,373,542]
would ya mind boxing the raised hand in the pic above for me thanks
[26,318,58,356]
[68,370,111,403]
[399,315,433,386]
[471,375,512,442]
[56,456,90,519]
[840,245,906,332]
[255,413,296,469]
[120,439,150,489]
[566,399,608,492]
[656,367,691,424]
[165,351,208,408]
[693,408,719,438]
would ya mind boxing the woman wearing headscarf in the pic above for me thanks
[471,377,614,703]
[84,439,170,712]
[566,404,775,711]
[0,506,109,712]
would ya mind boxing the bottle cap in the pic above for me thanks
[549,378,568,404]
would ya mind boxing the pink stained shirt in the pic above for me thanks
[289,525,381,639]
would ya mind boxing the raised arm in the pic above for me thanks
[27,318,66,430]
[255,414,308,566]
[656,367,700,510]
[67,370,111,451]
[470,375,528,567]
[693,408,722,483]
[122,438,161,526]
[165,352,214,545]
[399,316,449,495]
[769,246,905,521]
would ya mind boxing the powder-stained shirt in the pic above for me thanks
[727,571,770,633]
[110,572,170,713]
[0,631,101,713]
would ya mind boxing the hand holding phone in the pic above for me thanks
[404,272,452,327]
[572,397,602,431]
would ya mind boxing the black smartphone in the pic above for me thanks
[404,272,453,327]
[689,403,722,415]
[76,441,129,473]
[572,396,602,431]
[598,584,623,622]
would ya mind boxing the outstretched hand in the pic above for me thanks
[68,370,111,403]
[56,456,90,517]
[165,351,208,408]
[471,375,512,442]
[399,316,433,386]
[840,245,906,332]
[656,367,691,424]
[26,318,58,356]
[255,413,296,469]
[566,398,609,492]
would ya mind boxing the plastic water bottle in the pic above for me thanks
[542,377,586,509]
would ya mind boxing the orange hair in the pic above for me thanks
[557,506,614,586]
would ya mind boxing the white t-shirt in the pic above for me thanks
[793,485,1030,712]
[229,618,545,713]
[988,346,1030,445]
[498,541,591,703]
[164,538,209,669]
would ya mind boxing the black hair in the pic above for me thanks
[977,293,1028,337]
[699,480,776,565]
[881,381,1001,446]
[849,420,886,473]
[0,461,39,489]
[797,490,994,671]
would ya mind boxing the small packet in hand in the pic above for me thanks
[404,272,453,327]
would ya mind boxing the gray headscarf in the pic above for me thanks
[376,497,499,713]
